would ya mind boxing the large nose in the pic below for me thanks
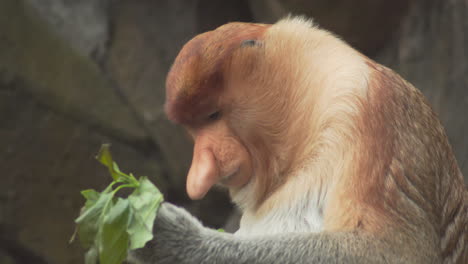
[186,137,220,200]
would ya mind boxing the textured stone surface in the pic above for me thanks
[0,80,167,264]
[248,0,409,55]
[0,0,147,144]
[106,0,198,192]
[25,0,110,60]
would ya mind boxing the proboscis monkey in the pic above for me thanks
[129,17,467,264]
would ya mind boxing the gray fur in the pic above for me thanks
[128,203,425,264]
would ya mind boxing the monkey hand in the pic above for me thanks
[127,202,207,264]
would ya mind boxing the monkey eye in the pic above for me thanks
[241,39,257,47]
[207,110,221,121]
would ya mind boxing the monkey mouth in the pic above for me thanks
[220,168,240,186]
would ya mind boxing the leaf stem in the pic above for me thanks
[112,184,139,195]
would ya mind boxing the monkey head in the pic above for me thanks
[165,23,260,201]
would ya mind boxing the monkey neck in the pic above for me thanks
[240,45,371,219]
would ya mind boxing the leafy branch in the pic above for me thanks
[72,144,164,264]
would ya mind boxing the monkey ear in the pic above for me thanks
[241,39,261,47]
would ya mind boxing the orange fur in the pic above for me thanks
[165,23,269,125]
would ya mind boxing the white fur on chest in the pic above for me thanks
[235,196,324,236]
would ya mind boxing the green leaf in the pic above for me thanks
[127,177,163,249]
[84,246,98,264]
[76,192,114,248]
[81,189,100,209]
[96,144,113,168]
[96,144,138,185]
[70,189,102,244]
[75,145,164,264]
[99,198,131,264]
[96,144,120,181]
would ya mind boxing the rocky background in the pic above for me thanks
[0,0,466,263]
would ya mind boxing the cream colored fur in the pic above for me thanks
[232,17,370,234]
